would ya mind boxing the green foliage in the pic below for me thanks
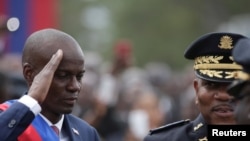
[60,0,250,70]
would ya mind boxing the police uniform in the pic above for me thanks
[144,32,247,141]
[144,114,208,141]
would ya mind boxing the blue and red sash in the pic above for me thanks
[0,100,59,141]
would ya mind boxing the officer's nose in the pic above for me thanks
[214,89,234,101]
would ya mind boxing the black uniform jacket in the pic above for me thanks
[144,114,208,141]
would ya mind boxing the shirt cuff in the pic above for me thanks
[18,95,42,115]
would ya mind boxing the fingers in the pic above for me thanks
[28,49,63,104]
[42,49,63,72]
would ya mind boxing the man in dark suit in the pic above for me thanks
[0,28,101,141]
[227,38,250,124]
[144,32,247,141]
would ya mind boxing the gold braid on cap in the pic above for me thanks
[194,56,242,79]
[234,71,250,80]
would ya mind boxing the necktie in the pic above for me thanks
[51,125,59,136]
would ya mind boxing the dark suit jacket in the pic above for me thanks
[0,101,101,141]
[143,114,208,141]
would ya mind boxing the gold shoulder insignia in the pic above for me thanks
[194,123,203,131]
[218,35,233,49]
[198,136,207,141]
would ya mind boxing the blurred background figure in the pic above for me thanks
[97,39,134,109]
[144,62,174,123]
[126,91,165,141]
[93,39,134,139]
[227,38,250,124]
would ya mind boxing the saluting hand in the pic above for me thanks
[27,49,63,104]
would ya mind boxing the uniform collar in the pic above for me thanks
[192,114,208,141]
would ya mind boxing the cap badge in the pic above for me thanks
[218,35,233,49]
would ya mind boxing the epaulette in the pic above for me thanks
[149,119,190,135]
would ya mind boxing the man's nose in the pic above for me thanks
[68,77,81,92]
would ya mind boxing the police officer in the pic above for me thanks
[227,38,250,124]
[144,32,247,141]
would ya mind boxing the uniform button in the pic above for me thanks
[8,119,16,128]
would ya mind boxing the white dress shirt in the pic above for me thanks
[18,95,69,141]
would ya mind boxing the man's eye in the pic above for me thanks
[76,74,84,81]
[203,81,217,88]
[207,82,216,87]
[55,73,68,78]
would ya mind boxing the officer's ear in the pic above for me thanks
[193,78,199,94]
[23,63,35,87]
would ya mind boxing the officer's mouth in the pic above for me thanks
[212,105,234,117]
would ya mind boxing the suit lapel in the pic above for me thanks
[62,115,81,141]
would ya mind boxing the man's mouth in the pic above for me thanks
[212,105,234,117]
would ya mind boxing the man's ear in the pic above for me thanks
[193,78,199,105]
[23,63,34,86]
[193,78,199,94]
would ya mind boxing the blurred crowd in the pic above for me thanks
[0,15,199,141]
[72,41,200,141]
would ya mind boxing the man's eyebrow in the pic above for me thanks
[55,69,86,73]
